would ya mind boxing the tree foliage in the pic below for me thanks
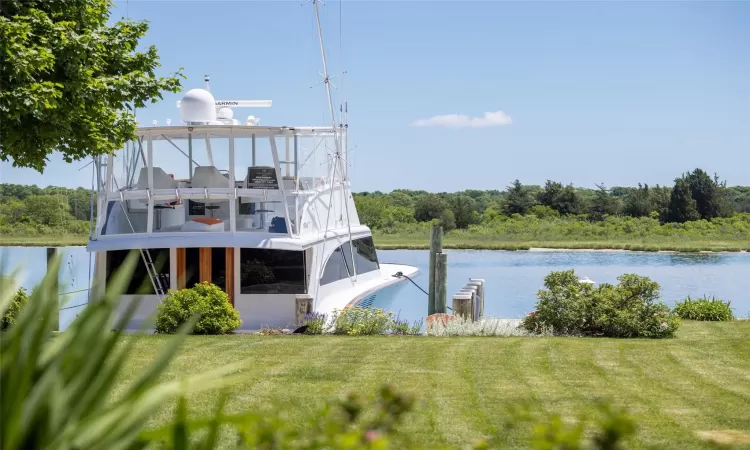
[414,195,447,222]
[0,0,184,171]
[589,183,620,222]
[538,180,585,216]
[667,178,701,223]
[0,184,92,235]
[504,180,535,216]
[448,195,478,229]
[623,183,652,218]
[3,166,749,238]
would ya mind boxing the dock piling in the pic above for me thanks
[435,253,448,314]
[467,279,485,320]
[428,223,443,315]
[452,294,473,320]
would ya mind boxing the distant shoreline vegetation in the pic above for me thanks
[2,168,750,252]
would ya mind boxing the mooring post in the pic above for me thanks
[428,223,443,316]
[295,294,314,326]
[467,279,484,320]
[452,293,473,320]
[458,285,477,320]
[435,252,448,313]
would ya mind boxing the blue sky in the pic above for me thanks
[1,0,748,192]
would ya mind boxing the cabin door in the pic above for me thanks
[176,247,235,306]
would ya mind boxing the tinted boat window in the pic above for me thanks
[319,237,380,285]
[320,245,351,286]
[352,236,379,275]
[185,247,200,289]
[211,247,227,290]
[106,248,170,295]
[239,248,306,294]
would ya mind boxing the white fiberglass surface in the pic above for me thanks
[314,263,419,316]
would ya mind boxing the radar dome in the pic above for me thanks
[179,88,217,124]
[216,107,234,120]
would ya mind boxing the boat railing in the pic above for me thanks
[94,125,348,241]
[95,179,343,239]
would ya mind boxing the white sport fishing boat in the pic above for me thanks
[85,2,419,331]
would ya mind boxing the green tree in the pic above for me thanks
[650,184,671,222]
[414,194,447,222]
[0,0,183,171]
[449,195,478,229]
[684,169,730,220]
[382,206,416,228]
[354,195,389,229]
[537,180,585,215]
[23,194,70,227]
[68,187,95,221]
[667,178,700,223]
[589,183,620,221]
[504,180,535,215]
[388,191,414,208]
[438,208,457,231]
[0,183,43,200]
[727,186,750,213]
[623,183,652,218]
[0,197,26,225]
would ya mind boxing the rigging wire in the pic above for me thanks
[311,0,358,289]
[391,271,453,311]
[392,271,428,296]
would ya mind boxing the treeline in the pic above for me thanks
[0,184,94,236]
[354,168,750,231]
[2,168,750,237]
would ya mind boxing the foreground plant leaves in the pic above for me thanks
[0,251,245,450]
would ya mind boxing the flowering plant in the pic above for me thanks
[331,307,394,336]
[302,312,328,335]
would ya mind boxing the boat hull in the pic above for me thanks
[351,277,411,311]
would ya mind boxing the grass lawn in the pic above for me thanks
[118,321,750,448]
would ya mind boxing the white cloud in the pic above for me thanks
[410,111,512,128]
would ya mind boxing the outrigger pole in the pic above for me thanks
[312,0,357,281]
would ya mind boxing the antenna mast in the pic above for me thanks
[313,1,338,145]
[311,0,357,281]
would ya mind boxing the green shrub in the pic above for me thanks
[1,286,28,330]
[155,282,241,335]
[522,270,680,338]
[330,306,394,335]
[673,295,734,321]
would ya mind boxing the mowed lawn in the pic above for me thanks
[118,321,750,448]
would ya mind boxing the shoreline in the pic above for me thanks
[1,236,749,254]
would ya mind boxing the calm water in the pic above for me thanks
[380,249,750,323]
[2,247,749,328]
